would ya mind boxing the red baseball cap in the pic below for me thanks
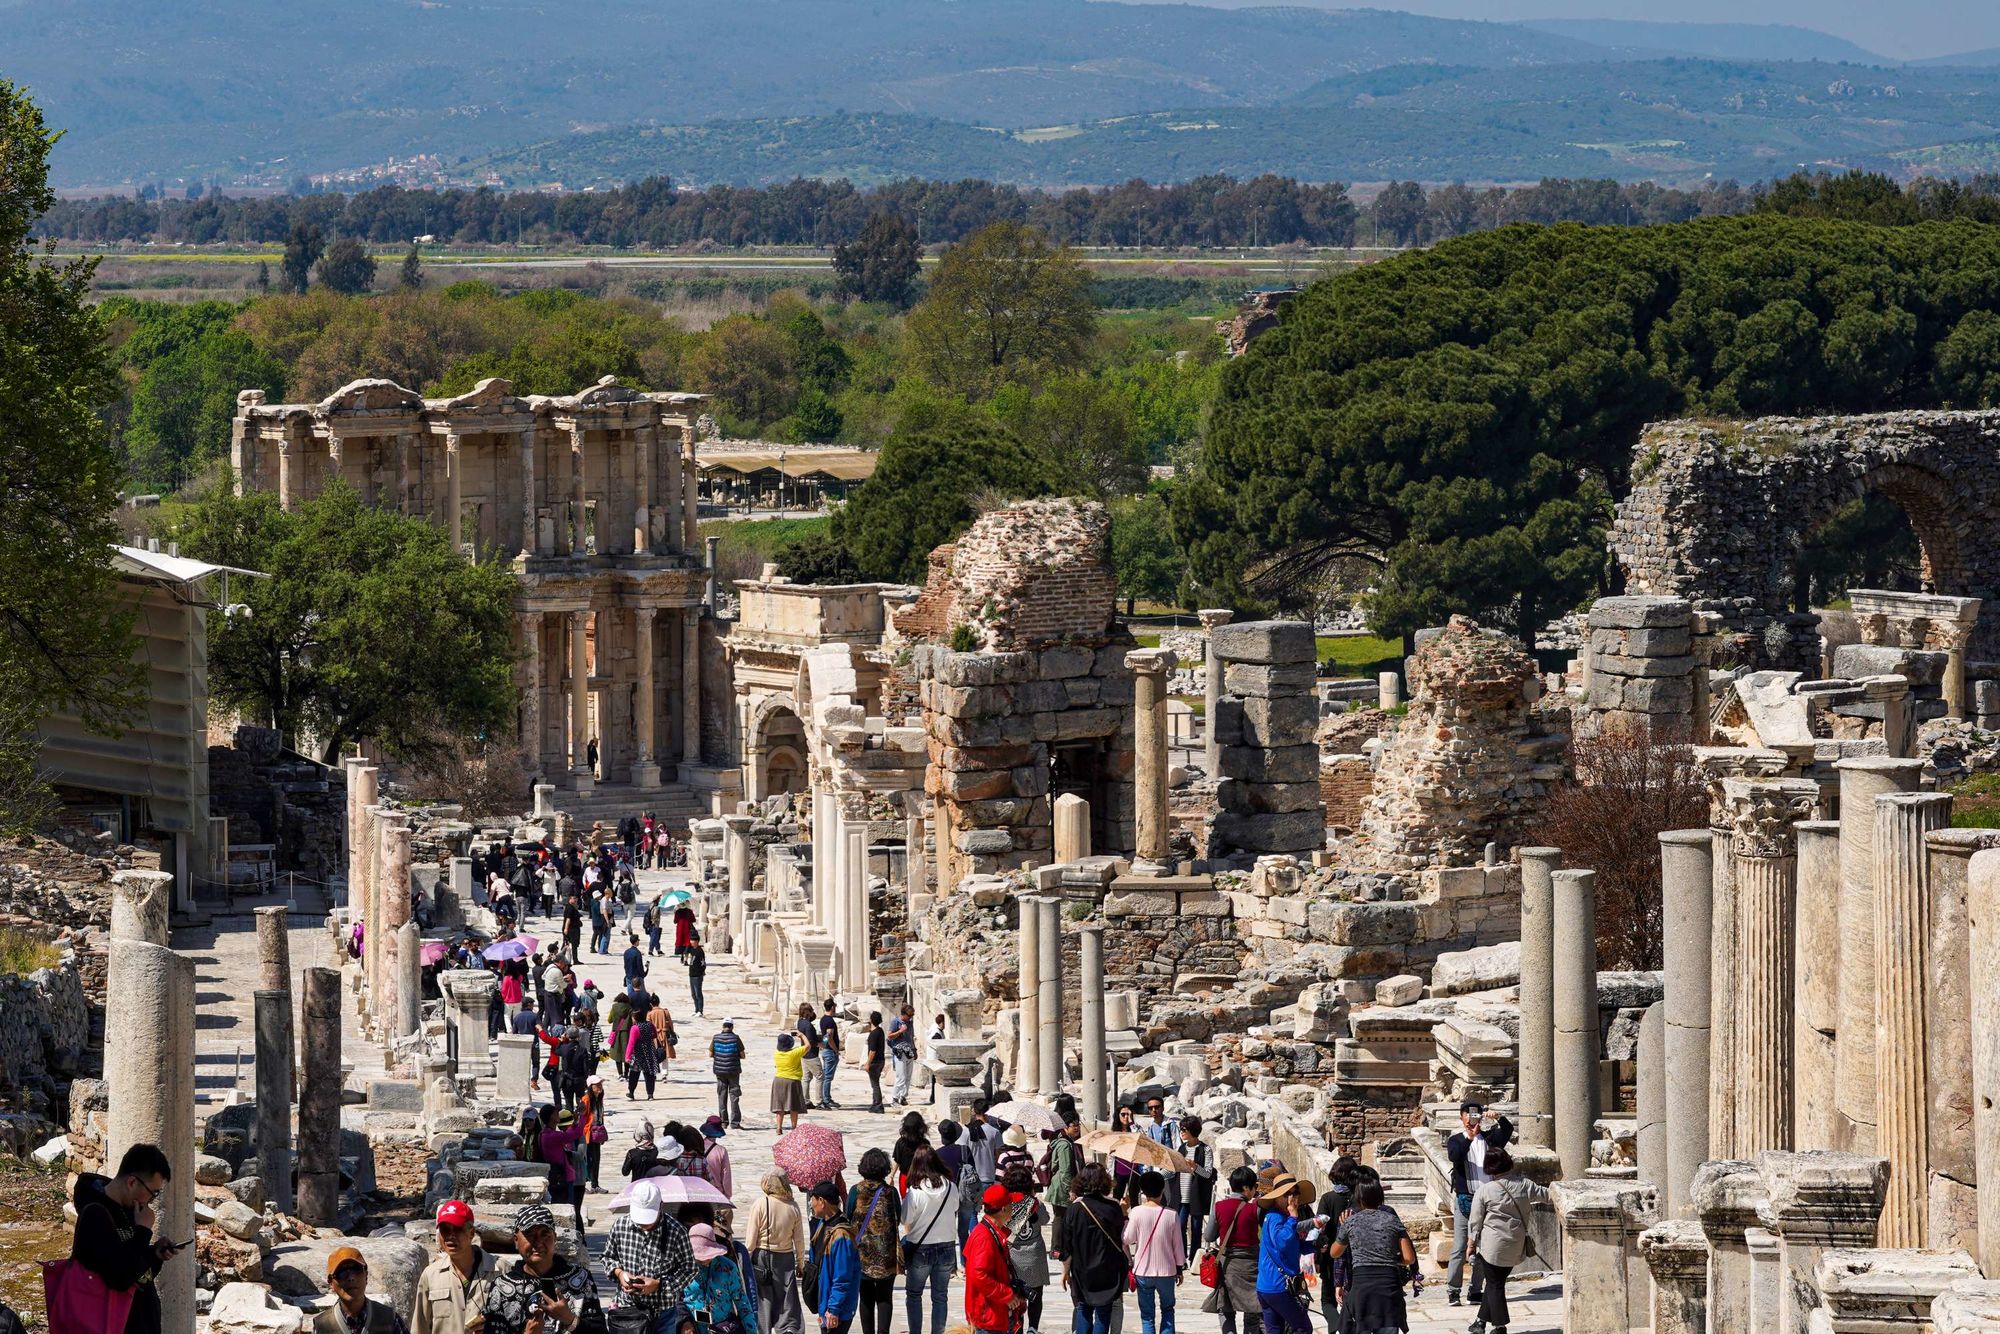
[436,1200,475,1227]
[981,1184,1022,1212]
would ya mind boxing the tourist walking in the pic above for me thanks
[1326,1179,1416,1334]
[1107,1103,1141,1202]
[1464,1148,1547,1334]
[886,1004,918,1106]
[1201,1167,1263,1334]
[608,989,635,1080]
[626,1003,663,1100]
[314,1245,407,1334]
[67,1142,175,1334]
[1043,1112,1082,1220]
[540,1108,587,1235]
[899,1146,959,1334]
[863,1012,887,1114]
[688,945,709,1016]
[1253,1174,1317,1334]
[794,1004,824,1106]
[579,1076,609,1191]
[817,1000,843,1109]
[649,995,679,1084]
[1126,1170,1185,1334]
[411,1200,498,1334]
[624,933,650,993]
[846,1150,902,1334]
[702,1117,735,1198]
[964,1184,1024,1334]
[623,1122,661,1183]
[1060,1163,1130,1334]
[772,1032,809,1133]
[1431,1100,1513,1309]
[712,1018,747,1129]
[748,1173,807,1334]
[995,1124,1033,1183]
[646,898,665,955]
[675,904,698,959]
[805,1181,860,1334]
[682,1222,758,1333]
[603,1183,698,1328]
[936,1121,978,1244]
[1000,1160,1051,1334]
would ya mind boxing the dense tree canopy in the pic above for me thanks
[832,212,922,306]
[905,222,1095,399]
[1177,214,2000,643]
[316,237,377,294]
[173,486,518,763]
[112,300,286,492]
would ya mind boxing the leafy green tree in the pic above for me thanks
[316,237,377,295]
[998,373,1148,496]
[280,223,323,294]
[400,243,423,289]
[781,418,1053,583]
[783,305,853,397]
[0,82,141,833]
[784,388,844,443]
[119,302,286,492]
[1109,490,1183,614]
[832,211,922,306]
[687,314,799,431]
[904,221,1095,399]
[173,485,518,763]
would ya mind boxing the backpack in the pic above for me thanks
[854,1183,899,1278]
[802,1220,851,1314]
[1037,1135,1074,1190]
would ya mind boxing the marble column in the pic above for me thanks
[521,616,543,781]
[634,425,653,556]
[1638,1002,1666,1191]
[724,814,753,955]
[395,432,413,514]
[1758,1149,1889,1334]
[811,786,831,931]
[570,609,593,791]
[1054,794,1091,864]
[682,607,703,767]
[1874,790,1952,1248]
[633,607,660,789]
[394,919,422,1048]
[1037,894,1064,1094]
[254,989,295,1214]
[379,819,413,1045]
[568,425,587,555]
[1710,802,1741,1160]
[107,935,194,1334]
[1968,848,2000,1276]
[297,965,342,1225]
[1377,670,1401,709]
[363,804,384,1026]
[445,432,463,553]
[663,424,684,552]
[1080,924,1106,1122]
[346,764,377,912]
[840,797,869,990]
[706,536,720,610]
[1694,1160,1765,1334]
[1639,1220,1710,1334]
[1659,828,1712,1215]
[1794,820,1843,1151]
[442,969,498,1084]
[1724,776,1818,1155]
[1197,608,1232,778]
[1552,866,1599,1179]
[1017,890,1042,1094]
[682,433,699,556]
[1126,648,1175,868]
[254,903,291,996]
[1518,845,1560,1151]
[1927,829,2000,1255]
[518,427,538,556]
[276,435,294,511]
[111,868,173,947]
[1835,756,1923,1154]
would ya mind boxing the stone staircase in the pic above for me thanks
[544,782,711,834]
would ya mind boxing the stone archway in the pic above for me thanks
[746,695,807,802]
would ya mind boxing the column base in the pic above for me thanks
[1129,858,1173,878]
[570,768,594,794]
[631,760,662,790]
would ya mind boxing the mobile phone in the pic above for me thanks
[164,1238,193,1252]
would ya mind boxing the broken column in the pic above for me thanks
[107,926,195,1333]
[1693,1160,1766,1334]
[1835,756,1923,1155]
[254,990,295,1215]
[724,814,753,954]
[442,969,498,1088]
[1017,888,1042,1095]
[1518,845,1560,1151]
[1080,924,1106,1122]
[1037,894,1064,1094]
[1639,1220,1710,1334]
[1759,1150,1890,1334]
[1794,820,1843,1151]
[379,818,413,1043]
[1724,776,1818,1155]
[1967,849,2000,1276]
[1127,647,1175,870]
[1054,794,1091,864]
[1585,595,1696,741]
[1550,1180,1655,1334]
[1553,867,1599,1179]
[111,868,173,947]
[1198,608,1231,779]
[1638,1003,1665,1191]
[298,965,342,1226]
[1659,828,1712,1216]
[1210,620,1325,860]
[1925,830,2000,1254]
[394,919,422,1047]
[1874,790,1952,1248]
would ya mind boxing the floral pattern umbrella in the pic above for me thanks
[771,1123,847,1189]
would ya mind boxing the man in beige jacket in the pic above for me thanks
[410,1200,498,1334]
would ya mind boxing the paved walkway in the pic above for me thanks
[185,866,1564,1333]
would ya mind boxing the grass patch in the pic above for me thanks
[0,928,61,976]
[701,515,831,579]
[1318,633,1402,676]
[1134,632,1162,648]
[1951,772,2000,828]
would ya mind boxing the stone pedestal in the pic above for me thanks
[496,1033,536,1101]
[1835,757,1924,1155]
[254,989,295,1215]
[1054,794,1091,865]
[1018,891,1042,1094]
[1080,925,1106,1122]
[1874,790,1953,1247]
[1376,669,1401,710]
[441,969,498,1086]
[532,783,556,818]
[1794,820,1842,1151]
[1638,1002,1666,1191]
[723,815,754,956]
[1639,1219,1709,1334]
[1926,830,2000,1255]
[298,966,342,1225]
[1813,1247,1980,1332]
[1694,1159,1766,1334]
[106,939,195,1334]
[1969,849,2000,1277]
[1198,609,1232,778]
[1724,776,1817,1155]
[1126,649,1176,869]
[111,868,173,946]
[1037,895,1064,1094]
[1758,1149,1890,1334]
[1552,867,1599,1179]
[1550,1179,1657,1334]
[1659,828,1712,1216]
[1745,1227,1780,1334]
[1519,845,1561,1152]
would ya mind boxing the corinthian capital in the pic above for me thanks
[1719,777,1819,859]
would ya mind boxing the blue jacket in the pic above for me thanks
[1256,1210,1309,1294]
[813,1220,860,1321]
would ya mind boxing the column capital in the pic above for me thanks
[722,814,755,836]
[1197,608,1234,630]
[634,605,657,626]
[444,431,462,453]
[1719,777,1817,857]
[1125,646,1177,675]
[1693,1159,1767,1244]
[1638,1219,1711,1283]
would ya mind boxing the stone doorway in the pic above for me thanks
[1051,738,1110,855]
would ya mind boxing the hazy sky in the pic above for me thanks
[1377,1,1998,62]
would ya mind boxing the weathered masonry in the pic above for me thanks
[233,376,718,796]
[1609,411,2000,663]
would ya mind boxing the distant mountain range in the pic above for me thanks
[7,0,2000,188]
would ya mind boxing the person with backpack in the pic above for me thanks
[1464,1148,1548,1334]
[804,1182,859,1334]
[687,945,709,1017]
[1126,1170,1185,1334]
[899,1146,959,1334]
[1313,1157,1358,1334]
[1000,1160,1051,1334]
[1060,1163,1129,1334]
[645,897,665,956]
[964,1184,1025,1334]
[1200,1167,1263,1334]
[712,1018,747,1129]
[844,1149,902,1334]
[936,1120,980,1244]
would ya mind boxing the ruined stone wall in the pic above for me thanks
[1209,621,1327,860]
[1319,758,1374,829]
[893,500,1118,650]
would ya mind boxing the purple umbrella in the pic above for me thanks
[607,1168,731,1212]
[482,938,531,961]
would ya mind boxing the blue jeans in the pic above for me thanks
[1072,1301,1114,1334]
[820,1050,838,1104]
[903,1242,954,1334]
[1137,1276,1176,1334]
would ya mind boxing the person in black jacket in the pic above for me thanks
[1166,1116,1216,1259]
[72,1142,177,1334]
[1432,1101,1513,1307]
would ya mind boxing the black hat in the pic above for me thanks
[807,1181,842,1203]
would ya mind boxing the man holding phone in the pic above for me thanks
[478,1204,602,1333]
[70,1142,180,1334]
[1423,1100,1514,1308]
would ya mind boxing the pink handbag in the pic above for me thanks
[43,1258,137,1334]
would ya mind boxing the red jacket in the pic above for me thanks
[963,1215,1016,1334]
